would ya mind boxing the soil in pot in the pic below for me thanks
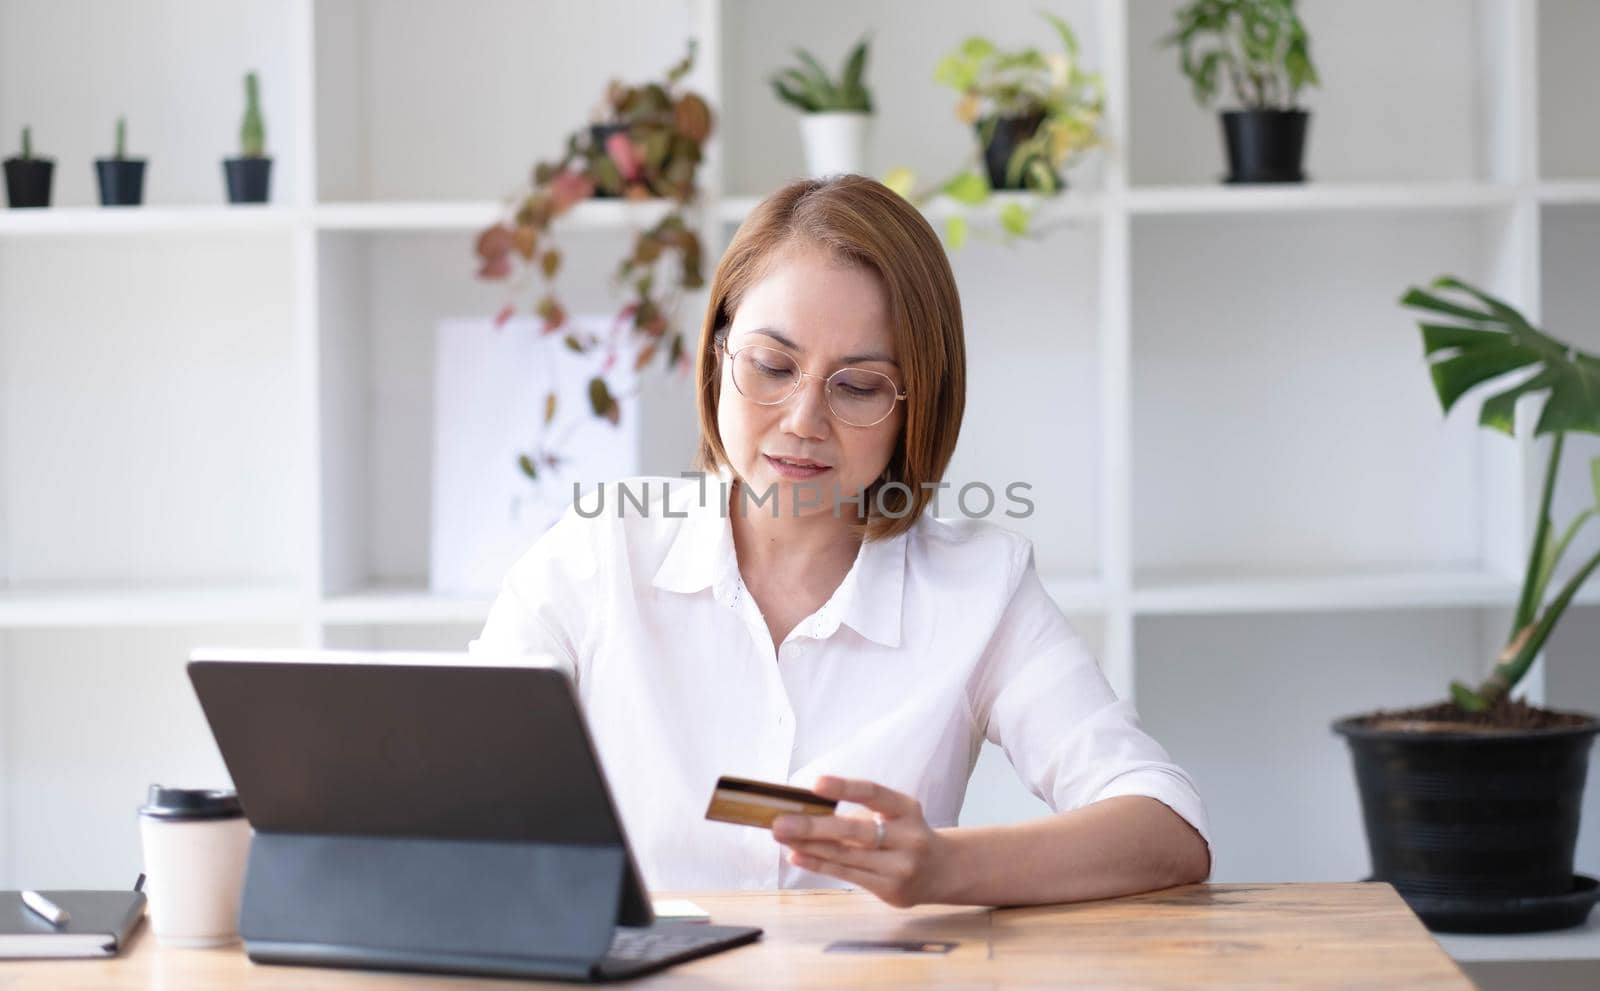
[1361,697,1594,732]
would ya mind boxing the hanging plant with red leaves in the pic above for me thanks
[475,41,714,482]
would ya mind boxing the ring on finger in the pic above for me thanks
[872,815,887,849]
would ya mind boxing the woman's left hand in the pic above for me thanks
[770,775,956,908]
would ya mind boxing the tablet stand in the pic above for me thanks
[239,832,630,980]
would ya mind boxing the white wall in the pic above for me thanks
[1,625,300,888]
[0,236,301,586]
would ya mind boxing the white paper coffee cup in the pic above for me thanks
[138,786,252,948]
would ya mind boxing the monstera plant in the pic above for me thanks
[1334,276,1600,934]
[475,42,713,481]
[1410,276,1600,711]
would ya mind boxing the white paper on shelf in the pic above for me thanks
[430,315,640,598]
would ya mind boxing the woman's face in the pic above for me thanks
[717,244,904,521]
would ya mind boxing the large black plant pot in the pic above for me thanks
[4,158,54,208]
[1221,109,1309,184]
[96,159,147,206]
[223,157,272,204]
[1334,715,1600,932]
[976,113,1062,192]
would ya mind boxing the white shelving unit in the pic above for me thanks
[3,0,1599,963]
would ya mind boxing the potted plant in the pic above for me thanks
[1333,276,1600,934]
[96,117,147,206]
[1163,0,1319,183]
[4,127,54,208]
[886,11,1103,248]
[474,42,712,481]
[770,37,873,179]
[223,71,271,203]
[933,12,1104,194]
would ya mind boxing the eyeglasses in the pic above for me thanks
[721,341,907,428]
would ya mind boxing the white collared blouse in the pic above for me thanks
[469,474,1211,892]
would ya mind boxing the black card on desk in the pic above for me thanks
[0,890,146,958]
[824,939,959,954]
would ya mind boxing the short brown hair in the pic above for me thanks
[694,174,966,540]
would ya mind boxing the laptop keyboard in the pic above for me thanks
[606,924,730,962]
[596,922,760,978]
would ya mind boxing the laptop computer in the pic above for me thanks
[186,649,762,982]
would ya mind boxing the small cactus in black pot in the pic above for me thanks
[223,71,271,204]
[96,116,148,206]
[5,126,55,208]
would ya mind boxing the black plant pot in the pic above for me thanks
[95,159,147,206]
[1221,109,1310,184]
[4,157,54,208]
[223,157,272,204]
[1334,715,1600,932]
[976,113,1061,192]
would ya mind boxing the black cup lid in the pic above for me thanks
[138,785,243,820]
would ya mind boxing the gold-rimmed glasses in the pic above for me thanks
[722,341,907,427]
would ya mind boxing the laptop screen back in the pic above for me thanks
[187,655,652,925]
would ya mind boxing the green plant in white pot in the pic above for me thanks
[771,37,873,179]
[1334,276,1600,934]
[1163,0,1319,183]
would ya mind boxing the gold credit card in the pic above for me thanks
[705,775,838,829]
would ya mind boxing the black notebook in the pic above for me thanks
[0,890,146,958]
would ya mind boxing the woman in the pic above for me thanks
[471,174,1211,907]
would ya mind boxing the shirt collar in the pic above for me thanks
[650,469,738,596]
[835,528,907,648]
[651,467,908,649]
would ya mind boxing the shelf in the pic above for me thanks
[313,201,497,231]
[0,572,1555,628]
[0,584,305,628]
[717,191,1101,229]
[0,200,697,238]
[1125,182,1517,217]
[1537,181,1600,206]
[312,199,681,233]
[1437,919,1600,963]
[0,183,1526,240]
[1132,570,1519,615]
[0,205,298,237]
[318,588,493,626]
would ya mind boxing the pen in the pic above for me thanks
[21,890,70,927]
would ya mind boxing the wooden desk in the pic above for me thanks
[0,883,1471,989]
